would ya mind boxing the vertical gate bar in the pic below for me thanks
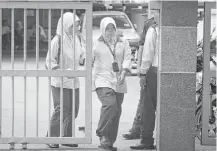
[60,9,64,137]
[85,8,92,141]
[48,9,51,137]
[0,8,2,138]
[72,9,76,137]
[11,8,15,137]
[36,8,39,137]
[23,8,27,137]
[201,2,212,145]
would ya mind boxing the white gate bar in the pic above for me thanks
[36,8,39,137]
[0,2,92,10]
[23,8,27,137]
[48,9,52,137]
[201,1,216,145]
[0,70,87,77]
[0,137,87,144]
[72,9,76,137]
[85,9,92,142]
[11,8,15,137]
[60,9,64,137]
[0,8,2,138]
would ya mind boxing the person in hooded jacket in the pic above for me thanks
[92,17,132,150]
[45,12,85,148]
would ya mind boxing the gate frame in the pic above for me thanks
[201,1,216,146]
[0,1,93,145]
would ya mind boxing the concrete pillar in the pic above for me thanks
[156,1,197,151]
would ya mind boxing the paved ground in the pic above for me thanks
[0,54,216,150]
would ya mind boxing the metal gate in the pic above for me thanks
[0,1,92,149]
[201,1,216,146]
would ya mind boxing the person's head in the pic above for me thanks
[16,21,23,28]
[152,10,160,25]
[56,12,80,36]
[100,17,116,40]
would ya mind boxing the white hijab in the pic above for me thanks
[56,12,80,59]
[100,17,117,44]
[56,12,79,36]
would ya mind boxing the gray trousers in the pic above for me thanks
[141,67,157,145]
[49,86,79,137]
[129,87,146,134]
[96,87,124,146]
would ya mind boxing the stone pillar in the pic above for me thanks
[156,1,197,151]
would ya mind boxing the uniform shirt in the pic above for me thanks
[139,18,155,46]
[141,25,159,74]
[92,36,131,93]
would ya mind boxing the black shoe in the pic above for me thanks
[98,145,117,151]
[130,144,156,150]
[46,144,59,148]
[122,132,140,140]
[61,144,78,147]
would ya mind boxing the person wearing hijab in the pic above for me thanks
[92,17,131,150]
[45,12,85,148]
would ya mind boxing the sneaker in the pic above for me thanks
[130,144,156,150]
[46,144,59,148]
[98,145,117,151]
[122,132,140,140]
[61,144,78,147]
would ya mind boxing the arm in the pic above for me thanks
[122,39,132,74]
[92,41,97,67]
[118,39,132,84]
[137,45,144,74]
[45,37,59,70]
[140,27,156,74]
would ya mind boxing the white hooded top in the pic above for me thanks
[46,12,85,89]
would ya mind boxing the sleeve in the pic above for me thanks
[122,39,132,73]
[140,27,156,74]
[92,40,97,66]
[78,34,86,65]
[136,45,144,73]
[45,37,59,70]
[138,21,149,46]
[40,26,47,39]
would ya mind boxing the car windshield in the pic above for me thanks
[92,15,132,29]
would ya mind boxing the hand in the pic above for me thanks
[137,67,141,77]
[67,68,73,79]
[140,75,146,89]
[117,70,127,85]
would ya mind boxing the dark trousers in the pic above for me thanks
[2,34,10,49]
[141,67,157,145]
[49,86,79,137]
[96,87,124,146]
[129,87,146,134]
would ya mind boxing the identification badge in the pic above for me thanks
[112,61,119,72]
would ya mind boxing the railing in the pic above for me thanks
[0,1,92,149]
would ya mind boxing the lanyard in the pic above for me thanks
[102,37,118,61]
